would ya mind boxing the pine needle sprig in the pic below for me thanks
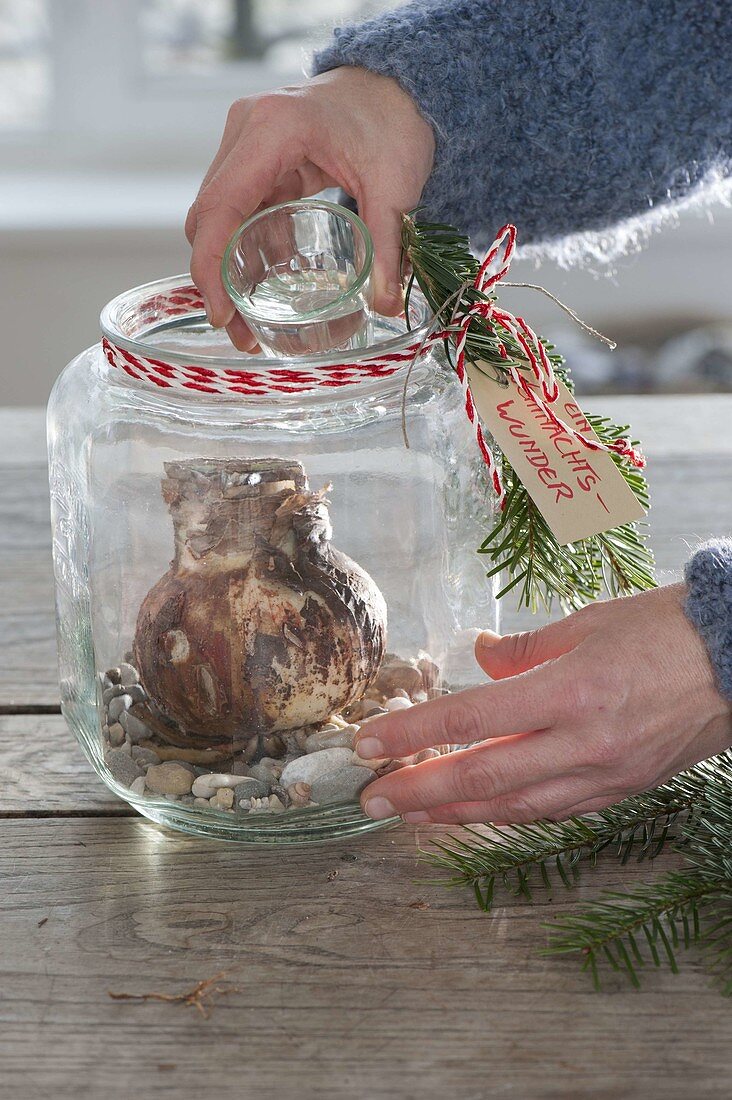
[401,214,656,611]
[541,753,732,992]
[544,872,719,990]
[421,758,718,908]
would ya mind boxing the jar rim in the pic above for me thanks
[100,273,432,371]
[221,199,374,323]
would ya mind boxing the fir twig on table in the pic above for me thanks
[421,759,716,910]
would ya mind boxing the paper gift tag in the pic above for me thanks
[466,363,646,545]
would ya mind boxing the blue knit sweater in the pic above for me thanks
[314,0,732,699]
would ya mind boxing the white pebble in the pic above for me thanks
[117,662,140,687]
[130,776,146,796]
[191,772,241,799]
[386,696,413,711]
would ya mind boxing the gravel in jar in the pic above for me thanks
[98,651,446,815]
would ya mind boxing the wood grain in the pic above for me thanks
[0,714,129,815]
[2,816,731,1100]
[3,402,732,1099]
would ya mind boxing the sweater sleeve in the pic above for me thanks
[685,541,732,702]
[312,0,731,250]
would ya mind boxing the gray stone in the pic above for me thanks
[310,765,376,805]
[119,711,150,743]
[117,662,140,687]
[108,694,132,723]
[279,747,355,788]
[107,722,125,747]
[105,748,144,789]
[102,684,127,707]
[304,725,358,753]
[125,684,147,704]
[248,760,282,783]
[234,778,271,803]
[131,746,160,766]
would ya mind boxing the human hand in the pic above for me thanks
[356,584,732,824]
[186,66,435,349]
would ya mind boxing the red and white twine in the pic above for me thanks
[102,224,644,508]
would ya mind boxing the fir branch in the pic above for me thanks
[544,872,719,990]
[542,753,732,992]
[401,214,656,612]
[421,758,718,908]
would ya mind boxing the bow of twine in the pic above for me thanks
[400,223,645,508]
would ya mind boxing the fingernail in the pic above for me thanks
[363,796,396,820]
[356,736,384,760]
[476,629,502,649]
[403,811,431,824]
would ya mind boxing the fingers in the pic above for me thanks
[224,312,259,353]
[358,188,411,316]
[475,614,587,680]
[355,662,566,762]
[361,726,580,819]
[400,774,620,825]
[190,112,307,326]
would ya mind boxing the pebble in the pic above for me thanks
[230,759,252,776]
[105,748,144,788]
[119,711,150,743]
[105,667,122,685]
[248,760,282,783]
[304,725,358,754]
[131,746,160,766]
[261,733,286,758]
[234,778,271,802]
[412,691,428,704]
[362,703,388,719]
[193,797,211,809]
[374,658,423,698]
[310,765,376,805]
[107,722,125,747]
[103,684,127,706]
[117,662,140,687]
[385,696,413,712]
[279,747,355,788]
[130,776,146,796]
[125,684,147,705]
[108,694,132,723]
[145,762,194,796]
[211,787,235,810]
[191,772,241,799]
[268,795,286,813]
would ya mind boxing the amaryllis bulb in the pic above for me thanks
[133,458,387,749]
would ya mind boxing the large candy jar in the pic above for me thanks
[47,275,498,842]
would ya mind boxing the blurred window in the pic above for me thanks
[0,0,397,157]
[0,0,49,130]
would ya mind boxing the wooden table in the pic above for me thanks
[3,399,732,1099]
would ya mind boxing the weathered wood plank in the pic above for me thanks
[1,816,730,1099]
[0,714,129,814]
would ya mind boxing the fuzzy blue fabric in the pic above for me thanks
[685,542,732,701]
[313,0,731,251]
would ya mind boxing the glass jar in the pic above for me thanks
[47,275,499,843]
